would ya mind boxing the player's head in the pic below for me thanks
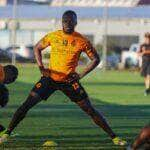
[3,65,18,84]
[62,10,77,34]
[144,32,150,44]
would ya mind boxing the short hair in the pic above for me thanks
[62,10,77,24]
[3,65,18,84]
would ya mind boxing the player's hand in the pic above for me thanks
[66,73,80,83]
[137,52,141,56]
[141,50,145,55]
[39,66,50,77]
[137,51,144,56]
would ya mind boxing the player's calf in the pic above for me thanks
[76,98,127,146]
[7,92,42,135]
[76,98,116,137]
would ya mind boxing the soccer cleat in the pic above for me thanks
[0,133,9,144]
[112,137,127,146]
[43,140,58,150]
[0,129,7,137]
[43,140,58,147]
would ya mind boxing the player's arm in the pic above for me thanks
[142,51,150,55]
[137,45,150,56]
[137,45,143,56]
[34,34,51,76]
[79,48,100,79]
[66,43,100,83]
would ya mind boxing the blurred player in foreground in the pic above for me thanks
[0,64,18,134]
[138,33,150,96]
[0,10,126,146]
[127,125,150,150]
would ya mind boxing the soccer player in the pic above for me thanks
[138,33,150,96]
[0,64,18,133]
[0,10,127,146]
[132,125,150,150]
[127,125,150,150]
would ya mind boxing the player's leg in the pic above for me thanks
[142,60,150,96]
[132,126,150,150]
[148,75,150,89]
[61,81,127,146]
[147,64,150,92]
[0,76,56,144]
[144,75,150,96]
[146,75,150,89]
[6,77,56,134]
[7,92,42,134]
[0,92,42,144]
[76,98,116,138]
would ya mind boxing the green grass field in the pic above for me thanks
[0,64,150,150]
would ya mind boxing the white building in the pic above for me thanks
[0,1,150,49]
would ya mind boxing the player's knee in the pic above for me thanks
[29,91,39,98]
[78,99,96,116]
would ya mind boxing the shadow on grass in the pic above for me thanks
[83,81,144,87]
[0,80,149,149]
[2,103,150,120]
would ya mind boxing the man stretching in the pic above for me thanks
[0,10,126,146]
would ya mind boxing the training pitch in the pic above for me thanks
[0,64,149,150]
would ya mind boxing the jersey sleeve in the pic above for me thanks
[40,33,52,47]
[82,40,96,59]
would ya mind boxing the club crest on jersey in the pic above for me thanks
[63,39,68,46]
[55,39,59,43]
[36,82,42,88]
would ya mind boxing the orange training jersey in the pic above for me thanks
[41,30,96,81]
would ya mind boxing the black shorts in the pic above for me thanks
[31,76,88,102]
[141,56,150,77]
